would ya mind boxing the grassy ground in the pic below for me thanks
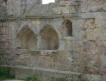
[0,67,88,81]
[25,77,41,81]
[0,67,15,80]
[25,77,89,81]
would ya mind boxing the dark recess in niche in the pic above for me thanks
[4,0,7,4]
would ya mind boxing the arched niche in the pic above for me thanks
[63,19,73,36]
[4,0,7,4]
[39,25,59,50]
[16,27,37,51]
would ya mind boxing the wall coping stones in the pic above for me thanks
[6,12,106,21]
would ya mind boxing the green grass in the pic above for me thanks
[0,67,89,81]
[25,77,41,81]
[0,67,15,80]
[25,76,89,81]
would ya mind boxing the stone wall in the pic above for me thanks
[0,0,106,81]
[0,0,10,65]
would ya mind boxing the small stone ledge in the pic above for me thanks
[0,65,82,75]
[16,49,30,55]
[0,65,104,81]
[31,50,58,55]
[16,49,58,55]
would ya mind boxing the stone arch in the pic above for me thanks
[39,25,59,50]
[63,19,73,36]
[17,23,37,35]
[16,27,37,51]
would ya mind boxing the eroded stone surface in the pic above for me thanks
[0,0,106,81]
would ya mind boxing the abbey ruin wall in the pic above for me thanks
[0,0,106,81]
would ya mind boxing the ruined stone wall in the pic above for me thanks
[0,0,106,81]
[0,0,10,65]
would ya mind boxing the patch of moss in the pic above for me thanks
[96,8,105,12]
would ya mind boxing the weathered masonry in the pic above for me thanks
[0,0,106,81]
